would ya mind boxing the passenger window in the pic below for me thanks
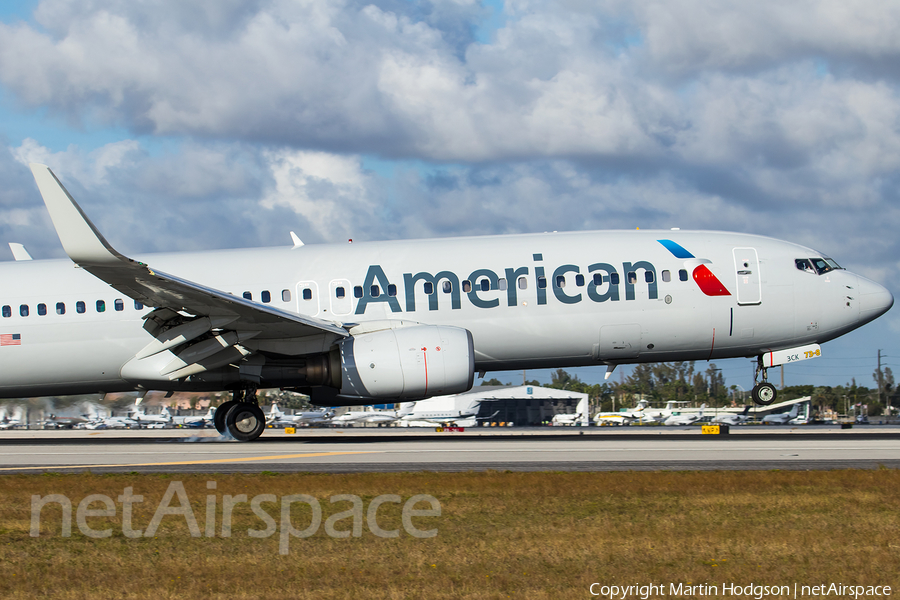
[556,275,566,288]
[593,273,603,285]
[678,270,688,282]
[575,274,585,287]
[243,292,252,300]
[499,278,508,291]
[335,287,345,299]
[424,282,434,295]
[302,288,313,300]
[662,270,671,282]
[282,289,291,302]
[38,303,47,316]
[76,301,86,314]
[461,280,471,293]
[370,285,380,297]
[645,271,654,283]
[480,279,490,292]
[96,300,106,313]
[610,273,620,285]
[56,302,65,315]
[354,286,363,299]
[20,305,28,317]
[261,291,271,303]
[537,277,547,289]
[627,272,637,284]
[442,281,452,293]
[517,277,527,290]
[134,301,144,310]
[115,299,124,311]
[388,284,397,297]
[1,306,9,318]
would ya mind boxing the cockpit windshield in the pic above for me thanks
[796,257,842,275]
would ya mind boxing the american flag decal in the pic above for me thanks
[0,334,21,346]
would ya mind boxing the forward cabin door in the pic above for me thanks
[733,248,762,305]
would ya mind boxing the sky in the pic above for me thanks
[1,0,899,393]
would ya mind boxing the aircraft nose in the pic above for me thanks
[857,275,894,325]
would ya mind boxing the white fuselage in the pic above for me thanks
[0,230,892,400]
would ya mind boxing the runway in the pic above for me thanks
[1,426,899,473]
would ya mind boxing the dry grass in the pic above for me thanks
[0,470,898,599]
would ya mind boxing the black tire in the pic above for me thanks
[214,400,239,434]
[752,382,777,406]
[225,403,266,442]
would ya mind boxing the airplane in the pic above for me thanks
[172,406,216,428]
[710,405,752,426]
[594,400,651,425]
[0,163,892,441]
[395,395,484,425]
[639,400,689,423]
[663,404,707,426]
[761,403,801,425]
[550,412,587,426]
[0,406,24,429]
[329,406,400,425]
[130,405,172,428]
[266,403,334,427]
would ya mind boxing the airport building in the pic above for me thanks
[460,385,589,426]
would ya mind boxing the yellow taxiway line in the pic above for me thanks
[0,451,379,471]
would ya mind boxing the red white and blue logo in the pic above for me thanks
[657,239,731,297]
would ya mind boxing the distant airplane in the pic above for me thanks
[0,164,892,441]
[761,404,801,425]
[711,405,752,426]
[266,403,333,426]
[330,407,399,425]
[396,395,484,426]
[594,400,651,425]
[172,406,216,428]
[663,404,707,426]
[640,400,689,423]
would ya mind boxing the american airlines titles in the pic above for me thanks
[354,254,660,315]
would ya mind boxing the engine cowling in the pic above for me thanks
[336,325,474,400]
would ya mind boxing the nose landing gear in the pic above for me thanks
[214,386,266,441]
[751,358,777,406]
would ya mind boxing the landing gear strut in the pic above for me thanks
[214,386,266,441]
[751,358,777,406]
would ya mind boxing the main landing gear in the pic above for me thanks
[751,357,777,406]
[214,386,266,442]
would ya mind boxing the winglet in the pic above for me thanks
[8,243,32,261]
[29,163,127,266]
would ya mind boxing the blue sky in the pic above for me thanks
[1,0,899,394]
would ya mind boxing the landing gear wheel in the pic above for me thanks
[214,400,239,434]
[752,382,777,406]
[225,403,266,442]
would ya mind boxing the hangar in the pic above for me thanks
[468,385,590,426]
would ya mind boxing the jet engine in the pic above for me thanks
[338,324,474,399]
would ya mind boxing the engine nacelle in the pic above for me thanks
[337,325,474,400]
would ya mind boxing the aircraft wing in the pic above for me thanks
[29,163,348,341]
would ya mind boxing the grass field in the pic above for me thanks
[1,469,898,599]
